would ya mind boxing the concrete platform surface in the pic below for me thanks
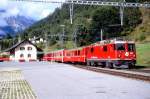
[0,62,150,99]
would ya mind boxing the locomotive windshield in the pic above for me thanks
[128,44,135,51]
[116,43,125,50]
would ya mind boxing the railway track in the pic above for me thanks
[72,64,150,82]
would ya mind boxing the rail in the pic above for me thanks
[73,65,150,82]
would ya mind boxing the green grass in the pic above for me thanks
[136,43,150,67]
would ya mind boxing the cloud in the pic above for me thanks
[41,9,52,19]
[0,0,8,9]
[0,0,65,20]
[7,7,20,16]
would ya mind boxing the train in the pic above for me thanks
[43,38,136,69]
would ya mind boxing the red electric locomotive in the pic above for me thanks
[43,38,136,69]
[85,38,136,68]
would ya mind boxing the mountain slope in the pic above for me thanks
[129,8,150,42]
[0,15,35,37]
[22,4,142,48]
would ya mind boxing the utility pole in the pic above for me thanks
[101,29,103,41]
[18,34,21,43]
[73,24,82,47]
[60,25,65,48]
[0,40,1,53]
[45,32,48,52]
[69,3,74,24]
[120,0,125,26]
[74,30,77,48]
[73,27,77,48]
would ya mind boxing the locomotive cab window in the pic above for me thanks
[116,43,125,50]
[103,46,107,52]
[128,44,135,51]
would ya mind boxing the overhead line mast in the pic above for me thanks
[13,0,150,25]
[15,0,150,8]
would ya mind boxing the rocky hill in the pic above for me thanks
[0,15,35,37]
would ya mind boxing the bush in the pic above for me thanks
[1,54,9,58]
[139,34,146,41]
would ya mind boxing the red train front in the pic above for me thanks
[86,39,136,68]
[43,38,136,69]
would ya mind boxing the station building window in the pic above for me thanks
[28,54,31,58]
[20,47,25,50]
[28,47,32,50]
[20,54,24,58]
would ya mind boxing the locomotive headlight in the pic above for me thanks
[118,54,121,58]
[125,52,129,56]
[133,54,136,58]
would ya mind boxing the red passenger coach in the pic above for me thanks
[64,47,86,63]
[43,49,65,62]
[52,49,65,62]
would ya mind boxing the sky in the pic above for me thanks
[0,0,65,26]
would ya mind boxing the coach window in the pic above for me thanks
[78,50,80,55]
[103,46,107,52]
[75,51,77,56]
[91,47,94,53]
[68,53,70,56]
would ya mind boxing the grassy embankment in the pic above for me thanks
[136,43,150,67]
[130,8,150,67]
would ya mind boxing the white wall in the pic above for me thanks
[12,42,37,62]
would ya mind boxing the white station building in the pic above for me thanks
[6,39,43,62]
